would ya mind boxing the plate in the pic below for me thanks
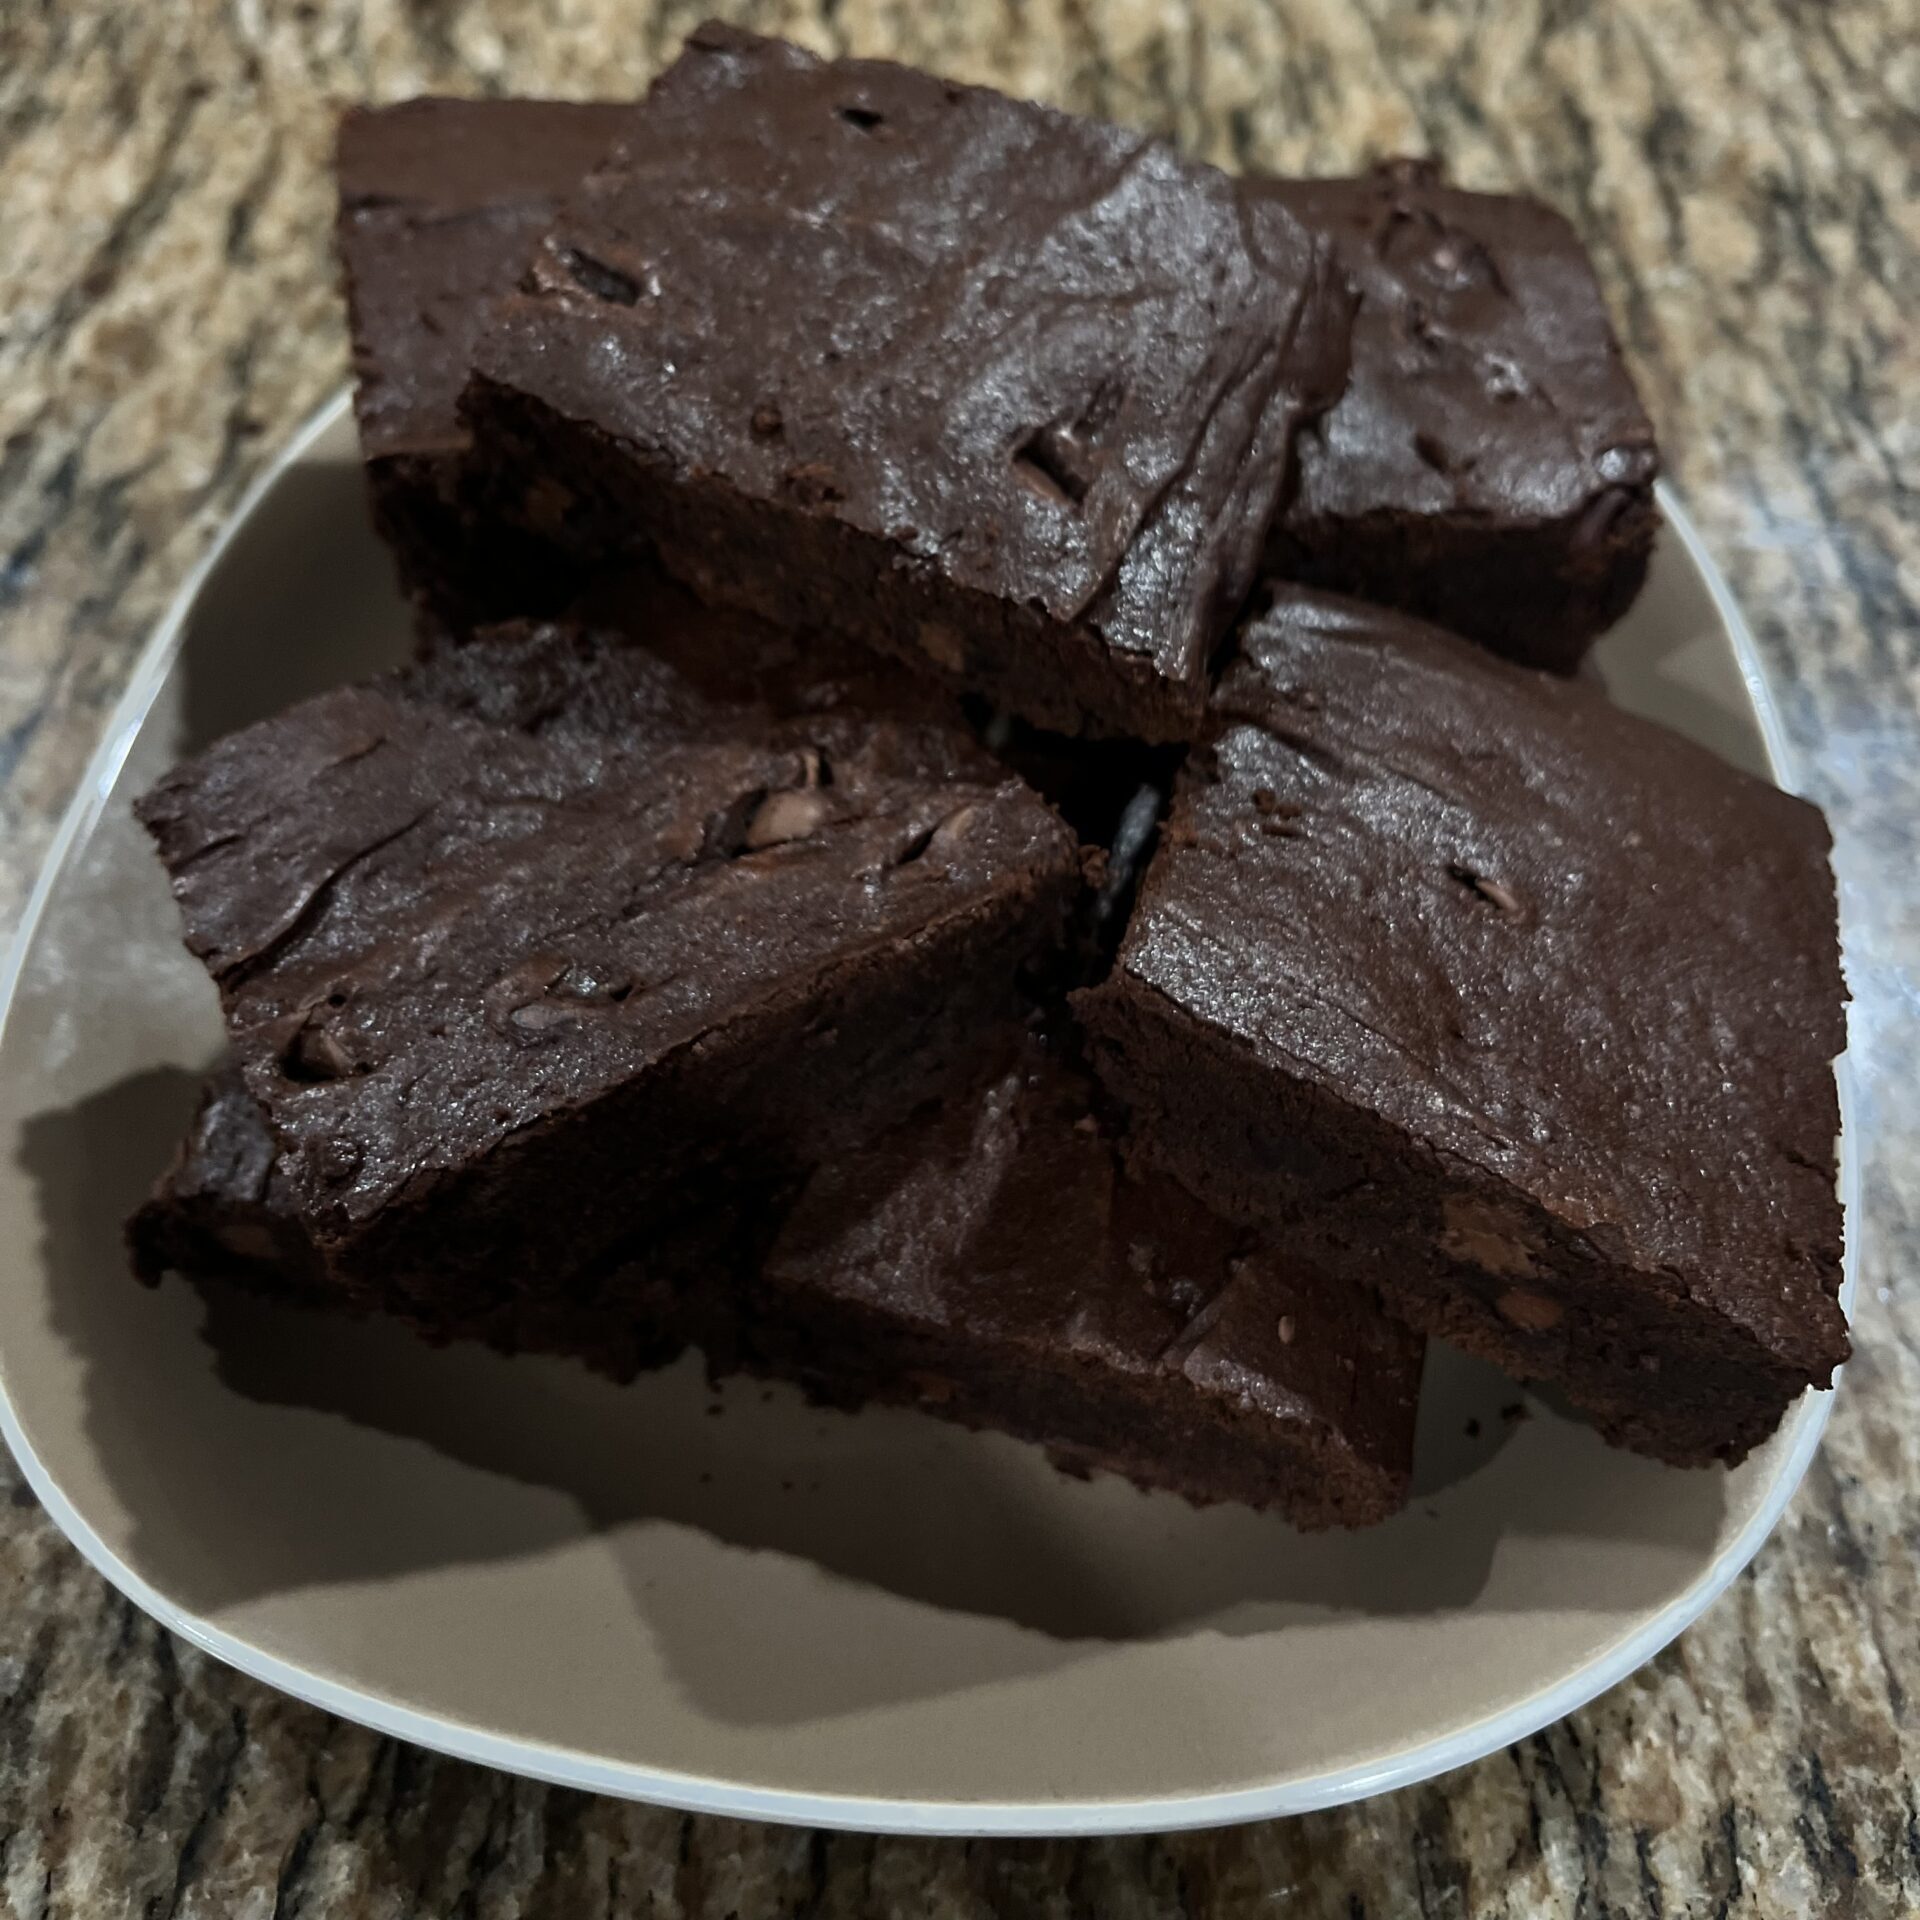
[0,394,1855,1835]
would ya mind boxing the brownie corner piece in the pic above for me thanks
[1078,584,1845,1466]
[748,1029,1421,1527]
[127,1065,708,1382]
[1257,160,1659,672]
[335,95,633,630]
[462,25,1352,741]
[128,1067,326,1298]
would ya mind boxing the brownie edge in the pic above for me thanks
[128,1068,712,1381]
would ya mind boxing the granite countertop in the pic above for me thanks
[3,1,1916,1913]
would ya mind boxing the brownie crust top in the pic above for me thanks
[473,22,1351,721]
[1256,160,1659,532]
[1108,585,1845,1365]
[136,617,1077,1237]
[768,1031,1423,1471]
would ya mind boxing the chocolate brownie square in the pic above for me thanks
[463,22,1352,741]
[337,97,632,629]
[135,600,1080,1320]
[1078,586,1846,1466]
[746,1029,1423,1526]
[1256,161,1659,672]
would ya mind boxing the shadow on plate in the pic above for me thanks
[174,451,409,752]
[21,1064,1729,1726]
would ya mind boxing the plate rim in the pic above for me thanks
[0,389,1859,1837]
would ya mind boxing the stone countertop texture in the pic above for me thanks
[2,0,1916,1913]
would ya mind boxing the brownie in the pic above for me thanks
[462,22,1353,741]
[128,1069,704,1381]
[132,1041,1422,1527]
[1077,586,1847,1466]
[745,1029,1423,1527]
[336,97,633,629]
[135,600,1081,1320]
[1255,161,1659,672]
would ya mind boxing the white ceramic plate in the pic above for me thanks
[0,394,1854,1836]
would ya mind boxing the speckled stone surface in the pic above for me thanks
[2,1,1916,1913]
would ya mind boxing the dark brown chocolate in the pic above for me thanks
[1078,585,1846,1465]
[749,1030,1422,1527]
[136,600,1080,1319]
[1257,161,1659,671]
[463,22,1352,741]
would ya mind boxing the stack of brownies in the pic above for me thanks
[129,23,1848,1530]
